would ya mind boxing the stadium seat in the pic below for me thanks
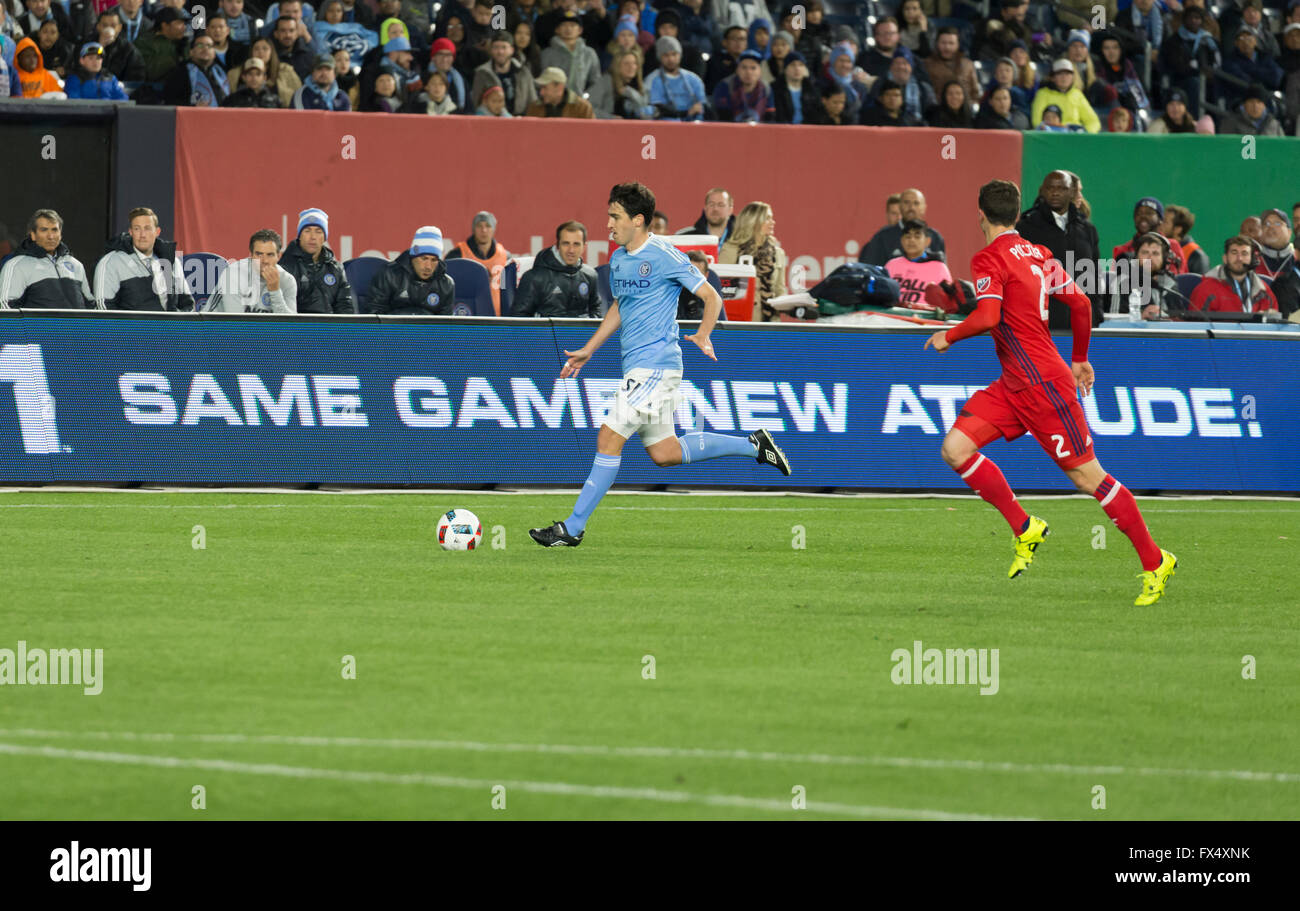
[1174,273,1202,301]
[444,258,494,316]
[182,252,228,311]
[595,263,613,314]
[499,261,517,314]
[344,256,389,312]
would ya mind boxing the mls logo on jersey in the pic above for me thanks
[427,293,440,306]
[324,273,336,285]
[976,277,991,293]
[578,281,589,297]
[638,262,651,277]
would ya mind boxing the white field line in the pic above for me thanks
[1,729,1296,784]
[0,742,1026,821]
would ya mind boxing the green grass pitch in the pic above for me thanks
[1,491,1296,821]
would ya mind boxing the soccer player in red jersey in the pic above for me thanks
[924,179,1177,606]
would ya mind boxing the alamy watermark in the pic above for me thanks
[891,640,999,695]
[0,640,103,694]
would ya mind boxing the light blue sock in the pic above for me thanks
[565,453,621,536]
[677,431,759,464]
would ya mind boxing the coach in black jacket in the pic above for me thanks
[511,229,599,318]
[1015,170,1104,328]
[280,209,354,314]
[364,226,456,316]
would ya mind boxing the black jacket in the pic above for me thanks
[676,212,735,244]
[277,38,315,81]
[280,239,354,314]
[860,105,923,126]
[771,77,821,124]
[365,253,456,315]
[859,223,946,265]
[1016,197,1104,328]
[95,233,194,311]
[222,85,282,107]
[511,246,599,318]
[102,37,146,82]
[0,238,92,309]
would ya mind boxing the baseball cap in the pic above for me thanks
[1262,207,1292,229]
[559,9,582,25]
[313,54,335,70]
[1051,58,1074,73]
[739,49,763,63]
[1043,103,1063,116]
[384,35,411,52]
[535,66,568,86]
[80,42,104,57]
[242,55,266,70]
[784,50,806,66]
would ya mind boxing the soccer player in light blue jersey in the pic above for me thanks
[530,182,791,548]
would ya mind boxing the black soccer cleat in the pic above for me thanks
[529,520,584,547]
[750,428,791,476]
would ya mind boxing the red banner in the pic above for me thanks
[175,109,1021,286]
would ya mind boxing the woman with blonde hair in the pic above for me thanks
[229,36,301,107]
[718,202,787,322]
[590,48,648,118]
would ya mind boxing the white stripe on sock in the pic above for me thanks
[959,454,986,479]
[1099,482,1121,508]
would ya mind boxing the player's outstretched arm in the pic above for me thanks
[561,301,621,378]
[682,282,722,361]
[925,296,1001,352]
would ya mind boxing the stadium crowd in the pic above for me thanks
[1,0,1297,134]
[2,178,1296,320]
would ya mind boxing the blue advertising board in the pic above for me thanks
[0,313,1295,491]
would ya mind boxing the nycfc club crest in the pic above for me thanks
[578,281,589,296]
[63,262,74,273]
[453,302,471,316]
[323,273,336,285]
[261,292,271,306]
[638,262,651,277]
[976,277,991,293]
[427,293,439,306]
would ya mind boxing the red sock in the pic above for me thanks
[955,453,1030,534]
[1094,475,1162,571]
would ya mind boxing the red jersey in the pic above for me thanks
[944,230,1092,391]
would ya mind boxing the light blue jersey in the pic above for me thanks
[609,234,707,374]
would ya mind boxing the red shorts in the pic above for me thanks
[956,376,1095,470]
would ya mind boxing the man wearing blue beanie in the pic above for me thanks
[364,225,457,315]
[280,207,356,313]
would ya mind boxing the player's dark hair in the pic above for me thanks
[249,228,283,252]
[608,183,656,227]
[555,220,587,243]
[978,179,1021,227]
[687,250,709,265]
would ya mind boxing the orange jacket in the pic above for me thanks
[451,238,511,314]
[15,37,63,98]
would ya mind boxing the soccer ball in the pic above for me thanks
[437,509,483,551]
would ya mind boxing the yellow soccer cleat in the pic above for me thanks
[1009,516,1050,579]
[1135,550,1178,606]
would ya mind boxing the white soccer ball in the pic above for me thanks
[437,509,483,551]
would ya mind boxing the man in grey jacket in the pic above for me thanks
[540,9,600,96]
[208,229,298,313]
[471,30,538,115]
[0,209,95,309]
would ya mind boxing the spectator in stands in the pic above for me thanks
[1240,214,1262,241]
[591,48,649,117]
[1114,197,1185,274]
[898,0,934,60]
[333,46,360,108]
[0,209,92,308]
[446,211,511,313]
[64,41,129,98]
[477,83,511,114]
[16,0,69,46]
[1283,23,1300,127]
[759,28,791,83]
[1256,207,1296,281]
[136,7,189,84]
[222,53,280,105]
[884,50,936,122]
[860,17,908,79]
[705,24,744,93]
[34,19,71,77]
[1220,81,1285,134]
[230,36,301,106]
[1017,170,1103,327]
[1123,0,1166,51]
[976,83,1028,129]
[719,201,786,322]
[96,13,146,84]
[1159,204,1209,273]
[821,42,872,120]
[361,67,403,110]
[422,38,464,107]
[862,78,923,125]
[1057,0,1117,34]
[927,79,974,127]
[210,229,298,314]
[409,70,456,113]
[511,220,599,318]
[271,14,314,81]
[1238,0,1280,58]
[677,188,734,243]
[925,25,979,104]
[644,8,703,77]
[714,48,771,121]
[798,0,831,60]
[771,50,817,123]
[93,206,193,311]
[540,9,599,96]
[1189,235,1280,313]
[644,35,706,119]
[219,0,253,44]
[1293,201,1300,241]
[365,226,455,316]
[1109,233,1185,319]
[1158,6,1219,118]
[1036,104,1072,131]
[472,29,536,115]
[1170,0,1221,42]
[1107,106,1134,131]
[510,18,539,76]
[457,0,497,73]
[651,212,669,233]
[1147,87,1198,132]
[1092,31,1148,113]
[525,65,594,116]
[673,0,715,60]
[885,194,901,226]
[1032,58,1101,131]
[1222,26,1283,107]
[860,188,945,265]
[676,250,710,320]
[205,14,247,74]
[164,33,229,106]
[886,219,952,309]
[1007,40,1038,91]
[279,208,353,314]
[810,83,851,123]
[292,53,349,108]
[747,15,772,61]
[985,56,1032,118]
[975,0,1033,63]
[108,0,153,45]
